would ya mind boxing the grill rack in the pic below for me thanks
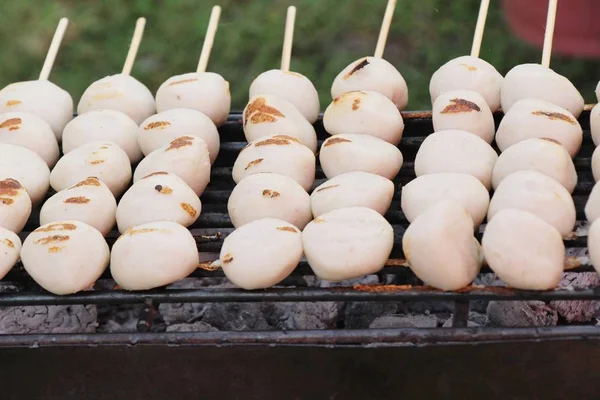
[0,108,598,342]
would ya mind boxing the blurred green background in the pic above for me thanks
[1,0,598,111]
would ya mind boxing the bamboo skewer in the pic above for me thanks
[280,6,296,72]
[470,0,490,58]
[122,17,147,76]
[374,0,397,59]
[39,18,69,81]
[541,0,558,68]
[197,5,222,73]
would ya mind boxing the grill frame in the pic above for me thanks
[0,106,598,346]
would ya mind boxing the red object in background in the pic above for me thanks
[503,0,600,58]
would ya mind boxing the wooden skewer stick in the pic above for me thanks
[197,6,222,73]
[122,17,147,76]
[280,6,296,73]
[374,0,397,59]
[470,0,490,57]
[39,18,69,81]
[541,0,558,68]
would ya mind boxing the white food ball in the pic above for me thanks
[323,90,404,145]
[50,141,132,197]
[588,219,600,274]
[492,137,577,192]
[243,94,317,153]
[228,173,311,229]
[593,146,600,182]
[432,89,494,143]
[591,103,600,147]
[488,170,575,238]
[110,221,199,290]
[0,143,50,204]
[495,98,582,157]
[319,133,403,180]
[414,129,498,189]
[585,182,600,223]
[249,69,320,123]
[596,81,600,102]
[40,177,117,236]
[138,108,220,163]
[401,173,490,227]
[0,112,59,167]
[117,172,201,233]
[0,178,32,233]
[233,134,315,191]
[311,171,394,217]
[331,57,408,110]
[403,200,482,290]
[220,218,303,289]
[155,72,231,126]
[78,74,155,124]
[501,63,584,117]
[302,207,394,281]
[62,110,142,163]
[133,136,211,196]
[0,80,73,141]
[430,56,503,112]
[0,227,21,279]
[482,208,564,290]
[21,221,109,295]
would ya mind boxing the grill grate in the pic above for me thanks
[0,108,597,342]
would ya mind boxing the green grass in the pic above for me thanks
[0,0,598,111]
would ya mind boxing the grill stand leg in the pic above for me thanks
[137,298,157,332]
[451,300,470,328]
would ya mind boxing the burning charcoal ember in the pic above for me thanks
[487,301,558,327]
[550,273,600,323]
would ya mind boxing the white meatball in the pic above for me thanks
[588,219,600,274]
[138,108,220,163]
[311,171,394,217]
[50,141,132,197]
[593,146,600,182]
[78,74,155,124]
[302,207,394,281]
[110,221,199,290]
[40,177,117,236]
[220,218,303,289]
[403,200,481,290]
[414,129,498,189]
[332,57,408,110]
[243,94,317,152]
[62,110,142,163]
[0,143,50,204]
[249,69,320,123]
[0,80,73,141]
[585,182,600,223]
[0,112,59,167]
[233,134,315,191]
[319,133,403,180]
[482,209,564,290]
[133,136,211,196]
[0,178,31,233]
[492,137,577,192]
[228,173,311,229]
[488,170,575,238]
[430,56,503,112]
[495,98,582,157]
[0,227,21,279]
[401,173,490,227]
[117,172,201,233]
[21,221,110,295]
[501,63,584,117]
[596,81,600,102]
[591,103,600,147]
[432,89,494,143]
[324,90,404,145]
[155,72,231,126]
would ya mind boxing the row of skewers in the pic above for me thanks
[0,0,599,295]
